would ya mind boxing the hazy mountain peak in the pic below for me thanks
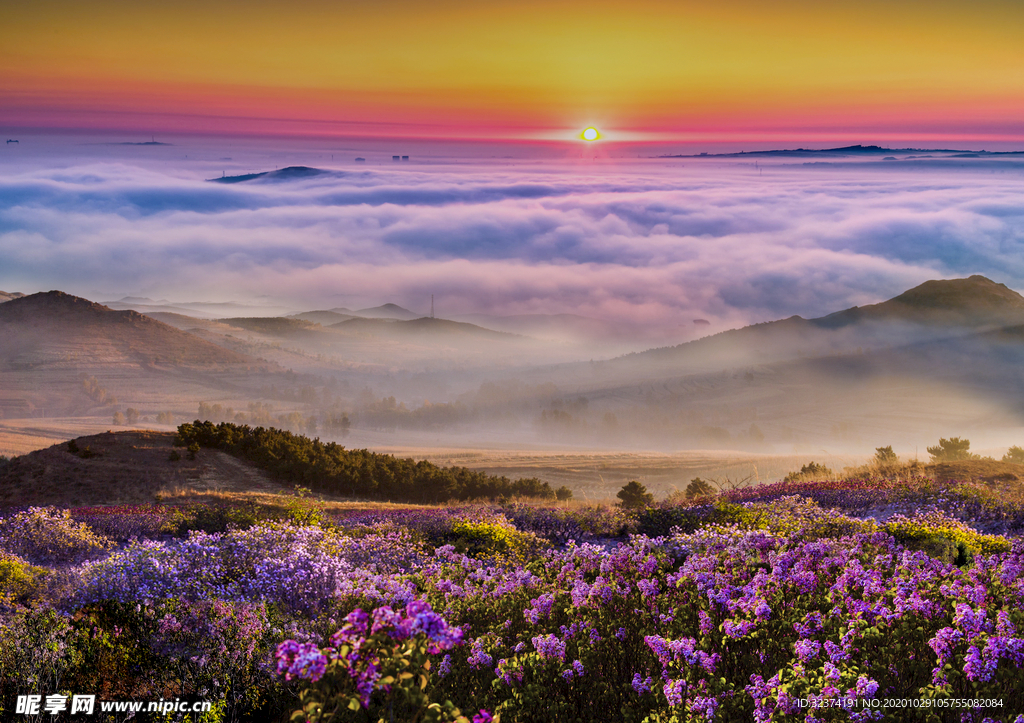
[811,275,1024,330]
[0,290,117,319]
[888,275,1024,312]
[0,290,256,366]
[353,303,420,320]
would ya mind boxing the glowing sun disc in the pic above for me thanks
[582,127,600,141]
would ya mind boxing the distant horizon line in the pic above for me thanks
[3,126,1024,154]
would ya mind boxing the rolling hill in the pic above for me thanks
[0,292,284,424]
[351,303,421,320]
[0,430,289,506]
[331,315,520,341]
[0,291,260,368]
[595,275,1024,378]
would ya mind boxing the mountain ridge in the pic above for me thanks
[0,291,260,367]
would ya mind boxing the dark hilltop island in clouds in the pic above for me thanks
[210,166,331,184]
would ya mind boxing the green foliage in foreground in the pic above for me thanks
[175,421,563,503]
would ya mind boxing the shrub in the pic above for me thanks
[276,601,475,723]
[874,445,898,464]
[782,461,833,482]
[927,436,977,462]
[684,477,715,500]
[498,502,631,542]
[0,506,113,565]
[73,506,174,541]
[737,495,877,540]
[554,486,573,501]
[616,481,654,509]
[448,518,546,563]
[1003,445,1024,464]
[0,550,44,606]
[635,504,713,537]
[168,503,262,536]
[155,599,280,717]
[885,509,1011,565]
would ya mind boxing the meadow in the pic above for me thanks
[3,429,1024,722]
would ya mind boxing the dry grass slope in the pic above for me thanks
[0,291,264,368]
[0,431,291,507]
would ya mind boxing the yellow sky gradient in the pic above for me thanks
[2,0,1022,139]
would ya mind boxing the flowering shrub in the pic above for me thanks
[0,549,43,606]
[276,600,487,723]
[0,607,80,702]
[448,518,546,564]
[735,495,879,540]
[72,505,174,541]
[0,506,112,564]
[885,509,1011,565]
[155,598,279,716]
[499,502,634,542]
[72,522,420,614]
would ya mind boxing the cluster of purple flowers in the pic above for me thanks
[0,506,112,564]
[70,522,422,613]
[276,599,464,708]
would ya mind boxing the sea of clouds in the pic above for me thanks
[2,144,1023,333]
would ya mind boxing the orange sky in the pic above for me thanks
[2,0,1022,142]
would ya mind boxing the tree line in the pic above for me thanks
[174,421,570,503]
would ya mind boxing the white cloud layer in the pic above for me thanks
[2,153,1023,330]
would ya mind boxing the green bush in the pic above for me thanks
[926,436,977,462]
[634,504,712,537]
[616,481,654,509]
[684,477,715,499]
[782,461,833,482]
[168,504,262,536]
[1002,445,1024,464]
[737,496,877,540]
[448,519,546,564]
[0,550,44,606]
[885,509,1010,565]
[874,445,898,464]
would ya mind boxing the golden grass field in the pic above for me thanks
[367,446,868,501]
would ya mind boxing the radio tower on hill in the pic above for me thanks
[430,294,434,319]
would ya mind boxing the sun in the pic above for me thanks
[581,127,600,141]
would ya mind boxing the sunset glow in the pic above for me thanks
[1,0,1022,143]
